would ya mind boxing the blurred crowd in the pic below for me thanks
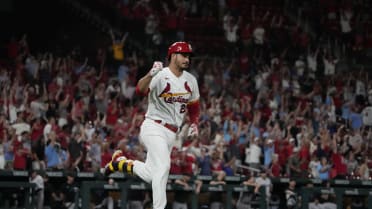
[0,0,371,185]
[0,1,372,209]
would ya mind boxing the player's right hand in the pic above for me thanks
[188,123,199,137]
[149,61,163,77]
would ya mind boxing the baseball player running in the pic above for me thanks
[104,41,200,209]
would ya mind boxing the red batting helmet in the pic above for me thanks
[167,41,193,59]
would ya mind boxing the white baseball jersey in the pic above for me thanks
[145,67,200,127]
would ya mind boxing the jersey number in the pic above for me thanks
[180,104,186,113]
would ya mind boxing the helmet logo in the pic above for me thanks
[168,42,192,58]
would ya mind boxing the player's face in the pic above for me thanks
[174,53,190,70]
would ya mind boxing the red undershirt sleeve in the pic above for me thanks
[135,85,149,96]
[187,100,200,125]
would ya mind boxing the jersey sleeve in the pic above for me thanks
[188,75,200,102]
[148,72,162,93]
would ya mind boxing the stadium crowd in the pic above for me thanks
[0,0,372,208]
[0,1,372,209]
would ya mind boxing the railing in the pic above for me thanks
[0,181,35,209]
[0,170,371,209]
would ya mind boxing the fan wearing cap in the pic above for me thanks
[104,42,200,209]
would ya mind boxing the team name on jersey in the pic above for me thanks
[159,82,192,104]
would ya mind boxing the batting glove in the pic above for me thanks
[149,61,163,77]
[188,123,199,137]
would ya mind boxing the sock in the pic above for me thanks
[112,160,134,175]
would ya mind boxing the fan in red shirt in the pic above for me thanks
[269,154,282,177]
[30,117,44,142]
[181,149,196,176]
[101,142,113,170]
[286,138,296,158]
[170,148,182,175]
[13,138,31,170]
[113,118,131,139]
[330,147,347,178]
[276,138,294,168]
[276,140,288,168]
[105,99,119,129]
[116,139,136,160]
[47,79,60,96]
[299,141,311,171]
[173,147,203,193]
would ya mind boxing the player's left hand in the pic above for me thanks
[188,123,199,137]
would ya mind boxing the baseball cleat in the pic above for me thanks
[112,150,123,159]
[103,161,115,176]
[118,158,134,175]
[102,150,126,176]
[103,152,134,176]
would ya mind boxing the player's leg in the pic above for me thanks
[104,150,134,176]
[137,120,176,209]
[104,137,167,183]
[107,133,172,209]
[138,134,172,209]
[132,158,152,183]
[131,119,176,184]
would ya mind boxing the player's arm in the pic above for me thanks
[135,61,163,96]
[135,73,152,96]
[186,76,201,137]
[187,99,200,125]
[186,99,200,137]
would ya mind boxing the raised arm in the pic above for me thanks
[136,74,153,96]
[109,29,115,44]
[135,61,163,96]
[121,32,129,45]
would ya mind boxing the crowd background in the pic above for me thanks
[1,0,372,208]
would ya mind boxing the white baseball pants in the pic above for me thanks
[133,119,176,209]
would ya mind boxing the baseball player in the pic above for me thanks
[104,41,200,209]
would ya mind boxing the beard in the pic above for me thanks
[178,62,189,71]
[173,54,190,71]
